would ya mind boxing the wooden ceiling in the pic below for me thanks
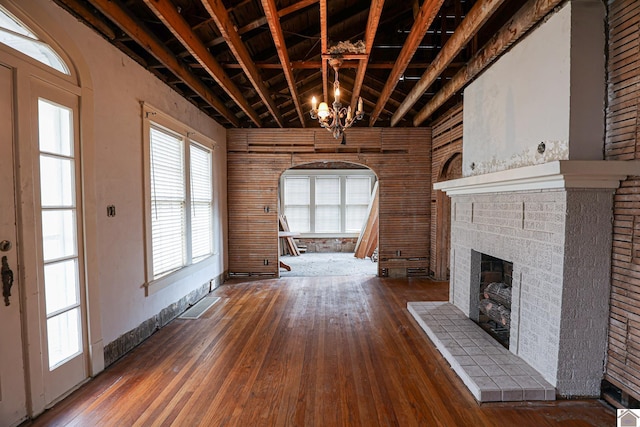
[54,0,534,129]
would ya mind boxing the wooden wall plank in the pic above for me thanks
[605,0,640,403]
[429,104,463,279]
[227,128,431,276]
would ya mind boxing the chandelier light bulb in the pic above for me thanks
[317,102,330,119]
[309,53,364,140]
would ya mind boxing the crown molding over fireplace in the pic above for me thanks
[434,160,640,195]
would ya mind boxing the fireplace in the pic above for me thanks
[471,253,512,349]
[433,160,640,397]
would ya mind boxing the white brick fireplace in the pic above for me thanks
[434,161,640,397]
[414,0,640,398]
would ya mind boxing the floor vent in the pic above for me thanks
[178,296,220,320]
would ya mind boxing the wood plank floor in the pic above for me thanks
[24,277,614,426]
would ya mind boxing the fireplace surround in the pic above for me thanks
[434,160,640,397]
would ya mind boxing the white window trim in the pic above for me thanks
[281,169,376,238]
[142,103,217,295]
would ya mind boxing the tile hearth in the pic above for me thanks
[407,301,555,402]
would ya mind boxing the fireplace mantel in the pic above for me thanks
[434,160,640,195]
[434,161,629,396]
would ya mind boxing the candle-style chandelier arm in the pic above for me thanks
[309,55,364,140]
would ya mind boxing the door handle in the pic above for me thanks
[2,256,13,306]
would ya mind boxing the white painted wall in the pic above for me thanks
[19,1,227,347]
[462,1,605,176]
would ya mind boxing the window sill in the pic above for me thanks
[145,254,217,296]
[296,233,359,239]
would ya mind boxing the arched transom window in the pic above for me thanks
[0,5,70,75]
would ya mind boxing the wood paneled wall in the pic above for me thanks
[429,104,463,279]
[227,128,431,277]
[605,0,640,402]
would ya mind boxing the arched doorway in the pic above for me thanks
[434,153,462,280]
[278,161,378,277]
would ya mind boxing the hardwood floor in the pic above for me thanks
[25,277,614,426]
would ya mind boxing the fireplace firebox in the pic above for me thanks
[471,253,513,348]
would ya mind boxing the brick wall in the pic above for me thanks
[604,0,640,401]
[450,189,614,396]
[294,237,357,253]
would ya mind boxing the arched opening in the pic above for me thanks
[278,161,379,277]
[433,153,462,280]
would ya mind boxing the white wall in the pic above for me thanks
[462,1,605,176]
[23,1,227,347]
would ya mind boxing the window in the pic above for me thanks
[345,176,372,232]
[283,176,310,233]
[282,170,375,236]
[145,107,215,281]
[0,6,70,74]
[150,126,186,277]
[315,177,340,232]
[190,144,213,261]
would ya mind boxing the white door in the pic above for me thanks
[0,65,28,427]
[33,83,88,406]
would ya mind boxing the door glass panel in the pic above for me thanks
[41,209,77,261]
[39,155,74,207]
[44,259,79,315]
[38,97,83,372]
[38,99,72,155]
[46,308,81,369]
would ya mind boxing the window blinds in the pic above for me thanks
[190,143,212,261]
[150,126,185,277]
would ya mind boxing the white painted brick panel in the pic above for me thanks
[448,188,614,397]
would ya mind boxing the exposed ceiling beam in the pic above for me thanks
[368,0,445,126]
[205,17,268,50]
[320,0,328,104]
[200,0,285,127]
[218,61,442,69]
[143,0,261,127]
[279,0,319,17]
[261,0,306,126]
[203,0,318,50]
[391,0,506,126]
[55,0,116,40]
[86,0,240,127]
[413,0,564,126]
[350,0,385,114]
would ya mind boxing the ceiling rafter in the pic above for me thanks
[260,0,306,126]
[349,0,384,114]
[85,0,240,127]
[202,0,318,51]
[200,0,285,127]
[391,0,506,127]
[413,0,563,126]
[218,61,441,70]
[142,0,262,126]
[368,0,446,126]
[56,0,116,40]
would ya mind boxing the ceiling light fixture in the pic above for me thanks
[310,57,363,140]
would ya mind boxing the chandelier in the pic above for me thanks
[310,57,363,140]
